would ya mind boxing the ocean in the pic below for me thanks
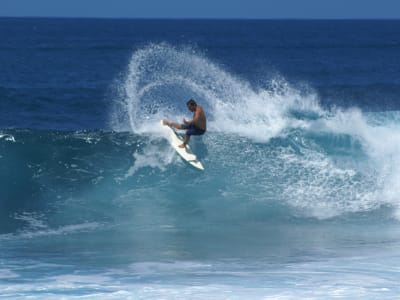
[1,18,400,299]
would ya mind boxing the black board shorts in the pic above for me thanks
[181,124,206,136]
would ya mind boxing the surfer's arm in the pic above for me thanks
[184,108,201,125]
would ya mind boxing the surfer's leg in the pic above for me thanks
[179,134,190,148]
[163,120,184,130]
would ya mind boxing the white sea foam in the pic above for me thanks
[0,269,19,279]
[0,212,100,240]
[0,133,16,142]
[125,138,178,176]
[308,108,400,218]
[1,257,399,300]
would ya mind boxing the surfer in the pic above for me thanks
[163,99,207,148]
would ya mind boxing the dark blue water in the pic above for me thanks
[1,18,400,299]
[1,19,400,130]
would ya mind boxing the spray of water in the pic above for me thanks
[110,43,400,220]
[111,43,322,139]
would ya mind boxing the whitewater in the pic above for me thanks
[109,44,400,220]
[1,19,400,299]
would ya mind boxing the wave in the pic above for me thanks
[0,123,399,239]
[1,45,400,239]
[108,43,400,219]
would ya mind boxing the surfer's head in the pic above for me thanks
[186,99,197,111]
[187,99,197,106]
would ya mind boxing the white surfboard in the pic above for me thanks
[160,120,204,170]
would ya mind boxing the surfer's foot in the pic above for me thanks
[178,143,186,148]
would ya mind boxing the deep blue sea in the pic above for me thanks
[1,18,400,299]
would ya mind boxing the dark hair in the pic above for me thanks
[186,99,197,106]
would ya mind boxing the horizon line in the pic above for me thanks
[1,15,400,21]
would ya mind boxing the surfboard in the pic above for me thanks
[160,120,204,170]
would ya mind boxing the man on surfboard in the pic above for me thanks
[163,99,207,148]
